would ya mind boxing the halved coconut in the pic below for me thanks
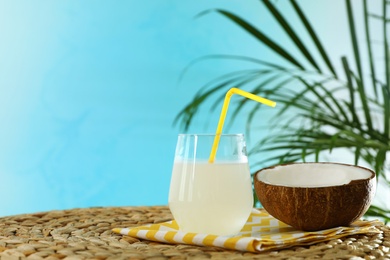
[254,162,376,231]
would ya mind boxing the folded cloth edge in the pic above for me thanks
[112,220,382,253]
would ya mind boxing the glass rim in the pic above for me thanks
[178,133,244,137]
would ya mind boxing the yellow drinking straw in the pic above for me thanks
[209,88,276,163]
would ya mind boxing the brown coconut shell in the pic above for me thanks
[254,162,376,231]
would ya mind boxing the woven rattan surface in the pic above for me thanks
[0,206,389,260]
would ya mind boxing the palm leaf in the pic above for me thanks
[365,205,390,223]
[200,9,305,69]
[345,0,363,80]
[353,75,374,130]
[341,57,361,126]
[262,0,321,72]
[346,0,373,130]
[383,0,390,139]
[363,0,378,97]
[295,78,342,119]
[289,0,338,78]
[179,54,289,84]
[383,85,390,137]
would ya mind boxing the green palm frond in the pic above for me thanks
[261,0,321,72]
[289,0,338,77]
[205,9,305,69]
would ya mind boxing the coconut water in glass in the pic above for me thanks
[168,134,253,236]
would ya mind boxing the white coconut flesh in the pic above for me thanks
[257,163,372,188]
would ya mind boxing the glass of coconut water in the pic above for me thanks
[168,133,253,236]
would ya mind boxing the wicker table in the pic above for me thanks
[0,206,389,259]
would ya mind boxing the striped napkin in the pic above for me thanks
[112,208,381,252]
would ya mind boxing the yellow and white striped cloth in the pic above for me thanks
[112,209,381,252]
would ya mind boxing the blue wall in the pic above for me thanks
[0,0,353,216]
[0,1,263,216]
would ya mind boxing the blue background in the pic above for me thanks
[0,1,356,216]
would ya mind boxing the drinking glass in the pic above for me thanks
[168,134,253,236]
